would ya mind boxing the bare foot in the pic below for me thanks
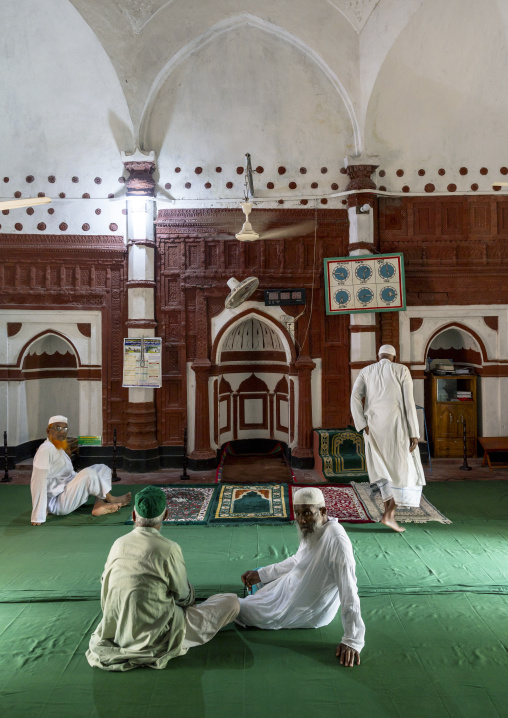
[92,500,121,516]
[380,515,406,532]
[105,492,131,507]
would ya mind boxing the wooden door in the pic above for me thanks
[435,404,459,438]
[455,404,476,436]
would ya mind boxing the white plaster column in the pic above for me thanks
[122,149,159,471]
[344,156,379,385]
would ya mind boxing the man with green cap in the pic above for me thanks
[86,486,239,671]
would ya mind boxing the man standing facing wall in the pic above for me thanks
[350,345,426,532]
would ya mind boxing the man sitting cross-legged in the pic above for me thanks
[30,415,131,526]
[87,486,240,671]
[239,487,365,667]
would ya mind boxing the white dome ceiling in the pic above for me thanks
[222,318,285,353]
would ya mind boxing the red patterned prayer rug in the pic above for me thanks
[289,484,373,523]
[125,485,216,525]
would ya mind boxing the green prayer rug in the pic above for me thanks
[313,427,369,481]
[208,483,291,524]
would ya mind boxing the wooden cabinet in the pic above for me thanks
[426,374,477,458]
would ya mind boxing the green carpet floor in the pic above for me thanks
[0,481,507,717]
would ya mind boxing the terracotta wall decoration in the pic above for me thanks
[155,207,351,448]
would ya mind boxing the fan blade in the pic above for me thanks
[0,197,51,210]
[259,220,316,241]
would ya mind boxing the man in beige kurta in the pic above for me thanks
[86,486,239,671]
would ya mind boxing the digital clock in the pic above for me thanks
[264,289,307,306]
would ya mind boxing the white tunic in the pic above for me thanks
[31,440,76,523]
[30,440,112,523]
[350,359,425,507]
[238,518,365,652]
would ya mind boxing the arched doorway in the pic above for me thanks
[21,333,80,440]
[213,314,293,448]
[424,324,483,457]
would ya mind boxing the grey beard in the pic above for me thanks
[297,520,326,548]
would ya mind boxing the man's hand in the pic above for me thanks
[336,643,361,667]
[409,437,418,453]
[241,570,261,589]
[363,426,369,436]
[65,437,79,457]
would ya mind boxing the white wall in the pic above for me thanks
[3,0,508,219]
[400,305,508,439]
[0,309,102,444]
[364,0,508,192]
[26,378,80,441]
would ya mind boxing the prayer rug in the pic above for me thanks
[208,483,291,524]
[289,484,373,523]
[313,427,369,481]
[352,481,452,524]
[125,485,216,525]
[216,441,295,484]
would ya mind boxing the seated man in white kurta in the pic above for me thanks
[350,344,426,533]
[238,487,365,668]
[30,415,131,525]
[87,486,240,671]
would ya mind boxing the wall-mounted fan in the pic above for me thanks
[224,276,260,309]
[0,197,51,211]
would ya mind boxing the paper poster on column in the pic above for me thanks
[123,338,162,388]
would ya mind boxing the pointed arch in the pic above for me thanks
[424,323,487,365]
[275,376,289,394]
[238,374,269,393]
[16,330,82,369]
[140,12,360,153]
[212,308,296,365]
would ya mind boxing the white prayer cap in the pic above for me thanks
[293,487,325,506]
[378,344,396,357]
[48,415,68,426]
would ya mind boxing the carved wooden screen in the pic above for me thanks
[155,208,352,445]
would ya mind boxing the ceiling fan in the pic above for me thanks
[224,153,314,242]
[234,200,315,242]
[0,197,51,211]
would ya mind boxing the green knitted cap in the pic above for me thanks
[134,486,166,519]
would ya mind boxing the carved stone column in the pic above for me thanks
[122,149,159,472]
[189,358,216,469]
[345,157,379,387]
[292,355,316,469]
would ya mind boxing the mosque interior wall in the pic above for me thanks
[2,1,508,464]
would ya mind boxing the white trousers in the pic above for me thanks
[49,464,112,515]
[375,478,423,508]
[179,593,240,655]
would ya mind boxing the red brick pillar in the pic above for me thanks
[189,358,216,469]
[291,355,316,468]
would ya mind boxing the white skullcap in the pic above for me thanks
[48,415,68,426]
[293,487,325,506]
[378,344,396,357]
